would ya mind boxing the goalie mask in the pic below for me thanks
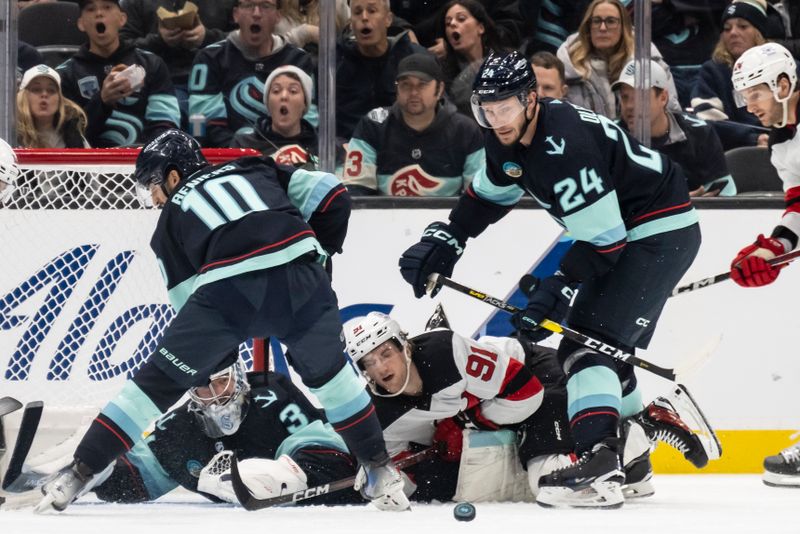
[188,359,251,438]
[0,138,19,204]
[344,312,412,398]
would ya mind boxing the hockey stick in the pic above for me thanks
[2,401,44,492]
[426,273,679,381]
[231,446,437,511]
[671,249,800,296]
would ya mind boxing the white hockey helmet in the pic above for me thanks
[188,358,251,438]
[344,312,408,367]
[0,138,19,204]
[732,43,798,127]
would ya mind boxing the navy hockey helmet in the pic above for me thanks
[471,51,538,129]
[134,129,207,190]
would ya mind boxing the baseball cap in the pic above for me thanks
[611,59,669,91]
[396,53,443,82]
[20,64,62,91]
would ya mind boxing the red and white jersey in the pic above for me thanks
[771,123,800,242]
[371,330,544,456]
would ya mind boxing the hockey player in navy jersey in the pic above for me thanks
[727,43,800,487]
[399,51,702,508]
[36,130,409,513]
[57,0,181,147]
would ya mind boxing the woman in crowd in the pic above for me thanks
[434,0,506,118]
[556,0,679,119]
[16,64,88,149]
[691,0,771,149]
[277,0,350,52]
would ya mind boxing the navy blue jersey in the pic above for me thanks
[344,102,485,196]
[188,36,314,147]
[97,372,348,501]
[451,100,699,281]
[151,157,350,311]
[56,43,180,147]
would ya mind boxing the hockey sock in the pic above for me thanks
[565,351,621,455]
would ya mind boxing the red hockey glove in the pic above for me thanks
[433,418,464,462]
[730,234,786,287]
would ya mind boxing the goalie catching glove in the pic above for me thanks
[399,221,467,298]
[511,273,577,342]
[730,234,787,287]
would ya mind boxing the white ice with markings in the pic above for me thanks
[1,475,794,534]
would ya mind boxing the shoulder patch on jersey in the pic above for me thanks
[502,161,523,178]
[367,107,390,124]
[77,76,100,99]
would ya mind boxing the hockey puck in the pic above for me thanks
[453,501,476,521]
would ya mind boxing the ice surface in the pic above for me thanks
[1,475,794,534]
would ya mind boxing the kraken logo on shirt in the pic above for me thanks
[389,165,445,196]
[229,76,267,125]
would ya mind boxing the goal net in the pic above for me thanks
[0,148,264,459]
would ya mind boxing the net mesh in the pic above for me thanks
[0,148,259,412]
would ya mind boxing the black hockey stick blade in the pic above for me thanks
[424,303,451,331]
[232,447,436,511]
[672,248,800,296]
[2,401,44,491]
[0,397,23,418]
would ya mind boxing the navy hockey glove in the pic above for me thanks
[511,274,576,342]
[399,221,466,298]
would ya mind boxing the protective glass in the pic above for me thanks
[470,93,528,129]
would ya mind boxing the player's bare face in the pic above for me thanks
[480,96,527,145]
[362,341,408,394]
[268,75,305,134]
[350,0,391,53]
[234,1,279,48]
[444,4,484,56]
[741,84,780,126]
[396,76,439,116]
[26,77,60,125]
[722,19,760,60]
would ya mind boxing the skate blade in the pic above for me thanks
[622,480,655,499]
[537,481,624,509]
[32,492,60,514]
[762,471,800,488]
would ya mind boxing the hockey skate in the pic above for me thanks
[620,419,654,499]
[354,461,411,511]
[634,396,709,468]
[763,435,800,487]
[537,437,625,509]
[34,460,94,513]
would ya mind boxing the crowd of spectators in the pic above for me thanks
[10,0,800,197]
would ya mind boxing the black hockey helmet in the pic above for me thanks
[472,50,537,103]
[134,129,208,189]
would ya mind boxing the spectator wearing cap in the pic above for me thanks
[17,64,89,148]
[120,0,238,122]
[56,0,181,147]
[334,0,426,142]
[691,0,770,150]
[232,64,325,169]
[188,0,315,148]
[343,52,484,196]
[530,51,569,100]
[613,60,736,198]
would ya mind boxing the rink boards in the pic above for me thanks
[0,199,796,473]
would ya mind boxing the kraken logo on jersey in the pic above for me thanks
[272,145,311,166]
[389,165,446,196]
[230,76,267,126]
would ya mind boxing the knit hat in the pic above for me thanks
[263,65,313,115]
[721,0,769,38]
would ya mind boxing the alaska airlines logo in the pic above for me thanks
[389,165,445,196]
[272,145,310,166]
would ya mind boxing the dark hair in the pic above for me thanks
[530,51,566,85]
[438,0,505,82]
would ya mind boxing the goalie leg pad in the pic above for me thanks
[198,452,307,505]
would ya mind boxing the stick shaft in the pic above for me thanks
[433,275,677,381]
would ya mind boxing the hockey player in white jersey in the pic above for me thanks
[344,312,711,502]
[728,42,800,486]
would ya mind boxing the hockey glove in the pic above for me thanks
[433,418,464,462]
[399,221,467,298]
[511,274,576,342]
[730,234,786,288]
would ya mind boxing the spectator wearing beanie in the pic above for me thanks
[691,0,770,150]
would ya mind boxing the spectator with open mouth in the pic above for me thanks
[56,0,181,147]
